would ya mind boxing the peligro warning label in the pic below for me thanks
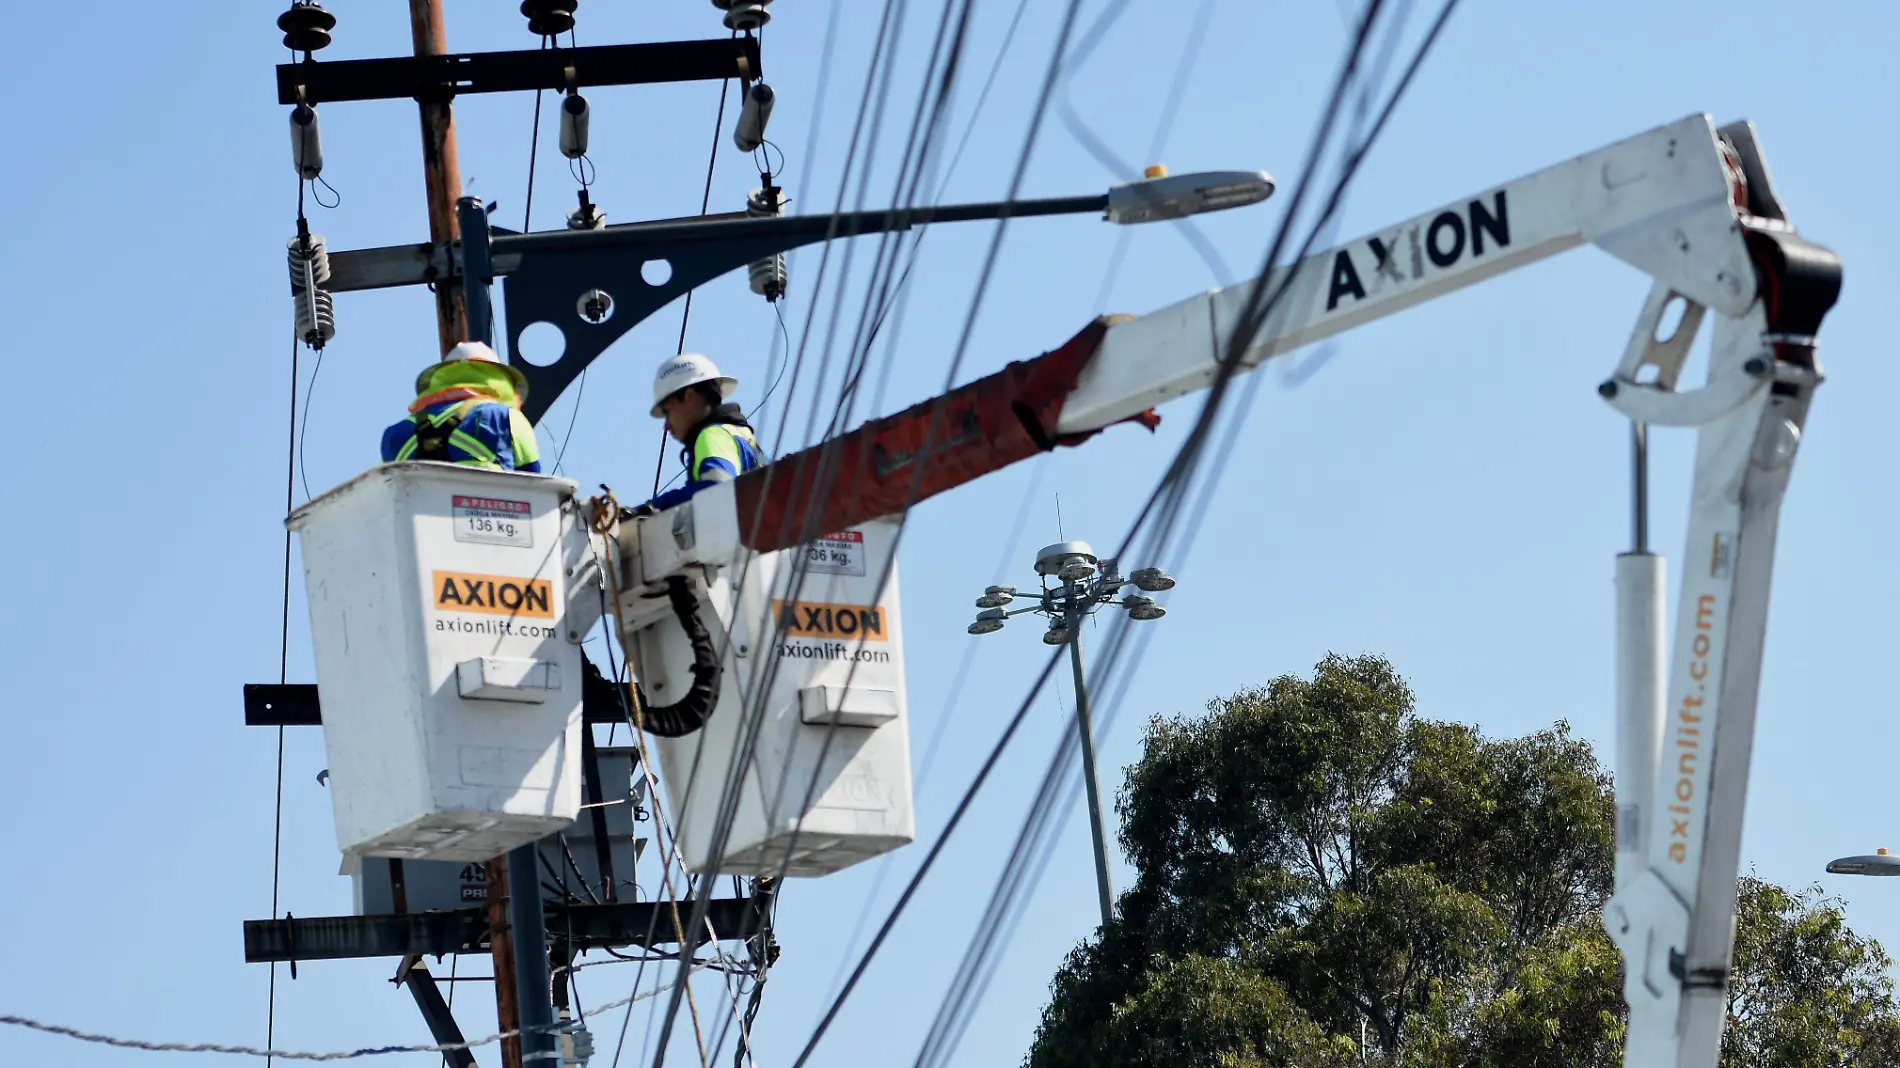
[452,495,533,548]
[802,530,866,576]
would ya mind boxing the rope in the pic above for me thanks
[0,974,707,1062]
[579,503,711,1068]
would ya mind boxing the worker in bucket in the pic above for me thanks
[639,352,767,512]
[381,340,542,472]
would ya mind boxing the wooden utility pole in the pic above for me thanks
[405,9,514,1065]
[410,0,468,355]
[488,865,522,1068]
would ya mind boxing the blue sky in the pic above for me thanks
[2,1,1897,1065]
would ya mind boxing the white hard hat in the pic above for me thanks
[650,352,739,417]
[415,340,530,396]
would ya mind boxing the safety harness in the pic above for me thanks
[393,398,500,466]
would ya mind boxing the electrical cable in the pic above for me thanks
[775,6,1098,1062]
[901,16,1241,1050]
[819,452,1050,1005]
[750,139,787,180]
[552,368,589,476]
[652,3,1007,1056]
[638,0,1076,1057]
[675,63,735,358]
[267,328,299,1068]
[661,0,1444,1048]
[786,2,1464,1061]
[636,1,944,1052]
[581,542,718,1068]
[525,37,549,234]
[657,0,1408,1053]
[798,0,1030,388]
[1078,0,1226,315]
[0,973,712,1062]
[699,16,1094,1064]
[270,54,312,1042]
[746,0,908,466]
[295,348,324,504]
[746,303,794,423]
[308,175,342,210]
[1115,0,1462,602]
[786,654,1063,1068]
[733,0,1011,881]
[910,5,1468,1062]
[630,3,956,1047]
[648,69,735,500]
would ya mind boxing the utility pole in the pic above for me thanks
[1063,597,1115,926]
[409,0,466,355]
[405,5,522,1064]
[462,193,553,1068]
[260,5,1264,1059]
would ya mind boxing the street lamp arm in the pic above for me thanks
[492,193,1113,259]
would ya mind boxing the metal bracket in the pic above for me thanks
[244,681,636,727]
[497,195,1109,421]
[1598,281,1770,428]
[403,962,478,1068]
[311,194,1109,423]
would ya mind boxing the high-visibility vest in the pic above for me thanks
[382,397,542,472]
[687,421,767,483]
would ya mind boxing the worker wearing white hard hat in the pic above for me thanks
[381,340,543,472]
[643,352,767,511]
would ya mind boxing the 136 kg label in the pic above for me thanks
[452,495,533,548]
[804,530,866,576]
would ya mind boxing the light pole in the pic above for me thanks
[1826,848,1900,877]
[967,541,1175,927]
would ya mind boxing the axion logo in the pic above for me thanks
[1325,189,1511,311]
[432,569,554,619]
[773,599,888,642]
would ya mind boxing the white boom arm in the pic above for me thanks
[1047,113,1840,1067]
[636,112,1841,1067]
[1062,113,1760,434]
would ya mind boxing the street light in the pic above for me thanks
[965,540,1176,927]
[1107,168,1276,225]
[1826,848,1900,876]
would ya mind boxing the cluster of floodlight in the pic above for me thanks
[966,542,1176,640]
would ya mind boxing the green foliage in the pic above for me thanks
[1086,955,1352,1068]
[1024,653,1900,1068]
[1723,877,1900,1066]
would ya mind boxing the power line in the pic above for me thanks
[1074,0,1228,313]
[647,2,1062,1055]
[0,974,708,1062]
[267,328,299,1068]
[788,653,1065,1068]
[671,3,1085,1057]
[645,2,955,1056]
[819,451,1051,1006]
[796,1,1467,1060]
[649,65,737,499]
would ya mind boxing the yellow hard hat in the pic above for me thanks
[415,341,530,397]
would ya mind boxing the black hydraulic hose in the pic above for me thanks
[590,575,721,738]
